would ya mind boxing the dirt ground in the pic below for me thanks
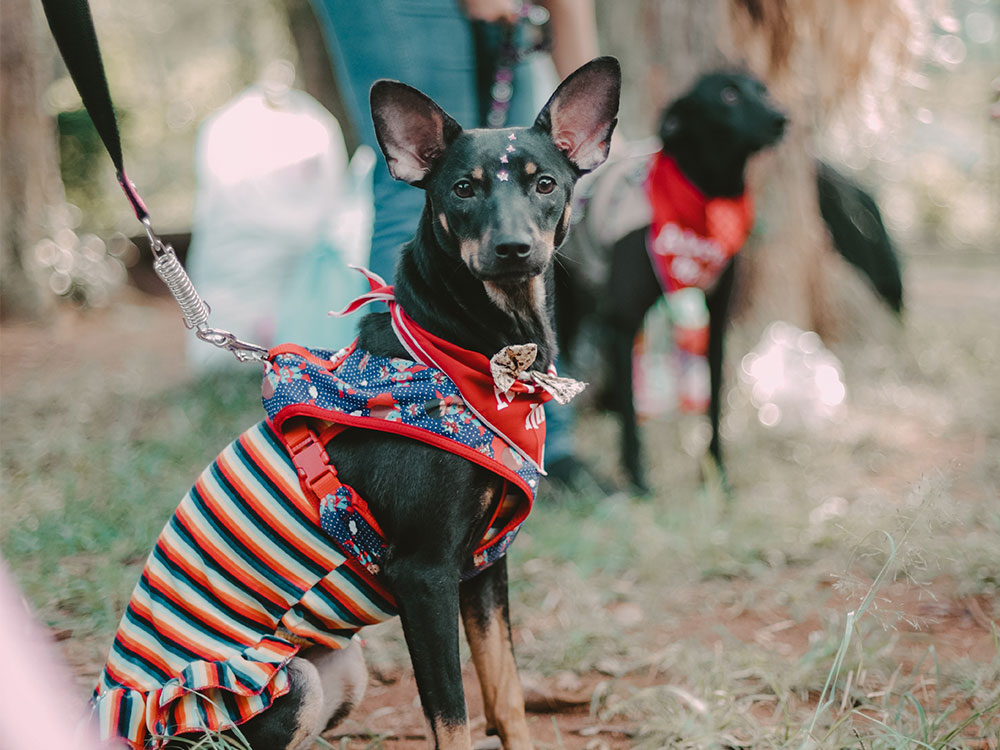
[324,578,996,749]
[2,257,998,748]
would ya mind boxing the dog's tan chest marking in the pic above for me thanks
[483,276,546,322]
[478,484,498,513]
[532,275,547,314]
[478,478,526,542]
[483,281,517,316]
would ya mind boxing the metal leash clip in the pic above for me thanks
[195,327,270,364]
[144,217,269,363]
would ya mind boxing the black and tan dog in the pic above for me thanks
[93,58,620,750]
[555,71,786,493]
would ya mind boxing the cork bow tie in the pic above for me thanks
[489,344,586,405]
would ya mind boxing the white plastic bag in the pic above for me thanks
[185,83,372,370]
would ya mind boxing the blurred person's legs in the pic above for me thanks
[543,395,576,470]
[311,0,534,281]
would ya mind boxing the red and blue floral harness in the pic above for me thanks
[266,270,582,580]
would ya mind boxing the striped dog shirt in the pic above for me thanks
[92,420,396,747]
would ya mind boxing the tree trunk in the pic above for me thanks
[722,0,912,340]
[0,0,60,321]
[595,0,732,140]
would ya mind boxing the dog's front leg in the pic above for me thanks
[606,229,660,495]
[612,328,648,493]
[460,557,531,750]
[705,260,736,488]
[384,558,470,750]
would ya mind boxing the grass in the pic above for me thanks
[2,367,262,639]
[1,256,998,747]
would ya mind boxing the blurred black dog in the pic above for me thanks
[555,70,903,494]
[555,71,786,493]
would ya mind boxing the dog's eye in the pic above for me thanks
[721,86,740,105]
[453,180,474,199]
[536,176,556,195]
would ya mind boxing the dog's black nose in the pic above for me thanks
[495,241,532,259]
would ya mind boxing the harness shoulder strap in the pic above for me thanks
[281,418,388,561]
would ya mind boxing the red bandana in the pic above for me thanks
[644,153,754,292]
[334,268,555,471]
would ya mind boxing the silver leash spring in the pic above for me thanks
[150,241,210,330]
[143,218,268,363]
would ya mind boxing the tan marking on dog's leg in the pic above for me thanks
[439,213,449,234]
[524,161,537,175]
[471,166,484,181]
[282,657,327,750]
[462,608,531,750]
[427,718,472,750]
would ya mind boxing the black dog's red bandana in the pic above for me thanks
[335,267,584,468]
[644,153,754,292]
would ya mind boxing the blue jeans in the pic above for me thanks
[311,0,536,281]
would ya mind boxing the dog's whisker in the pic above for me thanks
[553,252,583,271]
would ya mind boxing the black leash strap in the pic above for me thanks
[39,0,268,363]
[40,0,147,220]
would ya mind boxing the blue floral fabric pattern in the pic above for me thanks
[319,485,387,576]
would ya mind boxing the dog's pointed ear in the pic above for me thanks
[534,56,621,174]
[370,81,463,186]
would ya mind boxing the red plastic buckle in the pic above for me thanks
[285,423,342,499]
